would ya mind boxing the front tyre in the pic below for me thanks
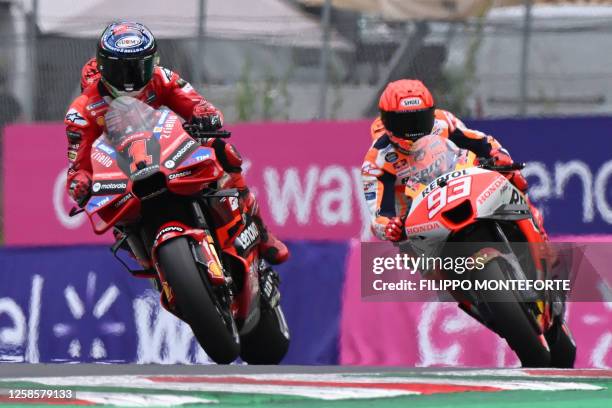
[478,259,551,367]
[240,305,290,364]
[158,237,240,364]
[545,318,576,368]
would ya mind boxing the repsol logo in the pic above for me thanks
[422,169,467,197]
[171,140,196,163]
[235,222,260,251]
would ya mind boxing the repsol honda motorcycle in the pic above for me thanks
[71,96,289,364]
[400,135,575,367]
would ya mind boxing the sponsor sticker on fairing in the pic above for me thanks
[93,139,116,157]
[154,225,184,242]
[181,148,213,167]
[113,193,133,209]
[168,170,192,180]
[86,195,113,212]
[131,164,160,179]
[235,222,260,252]
[167,139,197,167]
[92,151,113,168]
[160,115,178,138]
[91,180,128,195]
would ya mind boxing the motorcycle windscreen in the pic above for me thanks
[103,96,158,147]
[404,135,465,186]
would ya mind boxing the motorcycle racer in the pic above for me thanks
[362,79,546,242]
[65,21,288,264]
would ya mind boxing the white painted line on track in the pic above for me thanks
[76,392,216,406]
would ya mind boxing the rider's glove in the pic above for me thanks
[189,101,223,131]
[488,148,528,192]
[385,217,405,242]
[69,170,92,208]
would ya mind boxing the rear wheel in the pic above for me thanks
[240,305,290,365]
[477,260,550,367]
[158,237,240,364]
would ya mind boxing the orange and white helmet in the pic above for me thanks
[379,79,435,151]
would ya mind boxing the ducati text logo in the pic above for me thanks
[235,222,260,251]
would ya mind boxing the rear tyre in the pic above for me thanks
[478,260,551,367]
[239,305,290,364]
[158,237,240,364]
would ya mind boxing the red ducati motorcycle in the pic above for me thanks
[72,97,289,364]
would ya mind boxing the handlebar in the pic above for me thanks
[479,160,525,172]
[183,124,232,139]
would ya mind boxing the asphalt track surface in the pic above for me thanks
[0,365,610,407]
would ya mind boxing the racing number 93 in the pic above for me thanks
[427,176,472,219]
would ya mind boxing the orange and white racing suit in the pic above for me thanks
[362,109,509,240]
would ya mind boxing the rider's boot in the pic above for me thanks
[238,186,289,265]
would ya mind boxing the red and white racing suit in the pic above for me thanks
[65,66,221,187]
[65,65,289,264]
[362,109,546,240]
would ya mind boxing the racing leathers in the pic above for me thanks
[362,109,546,241]
[65,66,289,264]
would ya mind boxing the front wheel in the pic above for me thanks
[545,318,576,368]
[158,237,240,364]
[477,259,551,367]
[240,305,290,364]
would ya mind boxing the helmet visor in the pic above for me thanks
[381,107,435,140]
[99,54,155,92]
